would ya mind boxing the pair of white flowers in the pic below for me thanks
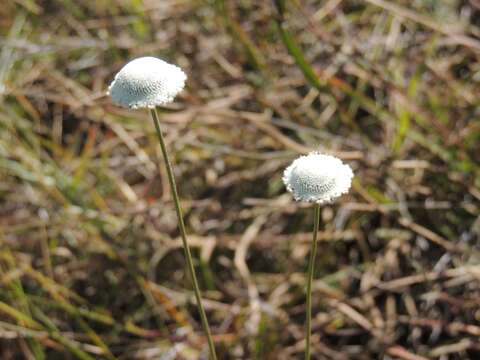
[108,57,354,203]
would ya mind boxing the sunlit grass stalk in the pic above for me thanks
[150,108,217,360]
[213,0,266,72]
[305,203,320,360]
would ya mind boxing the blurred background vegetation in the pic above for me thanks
[1,0,479,359]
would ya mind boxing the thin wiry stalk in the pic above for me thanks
[305,203,321,360]
[150,108,217,360]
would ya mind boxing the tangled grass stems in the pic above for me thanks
[305,203,320,360]
[150,108,217,360]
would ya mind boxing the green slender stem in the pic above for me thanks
[150,108,217,360]
[305,203,321,360]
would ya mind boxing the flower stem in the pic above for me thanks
[150,108,217,360]
[305,203,321,360]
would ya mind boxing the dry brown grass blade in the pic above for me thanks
[234,215,267,337]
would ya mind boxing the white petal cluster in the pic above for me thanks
[107,57,186,109]
[283,152,353,204]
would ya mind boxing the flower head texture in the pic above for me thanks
[107,56,187,109]
[283,152,353,204]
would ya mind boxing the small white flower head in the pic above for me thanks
[107,56,186,109]
[283,152,353,204]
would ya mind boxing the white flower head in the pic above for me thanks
[283,152,353,204]
[107,56,187,109]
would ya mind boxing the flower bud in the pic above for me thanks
[107,56,186,109]
[283,152,353,204]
